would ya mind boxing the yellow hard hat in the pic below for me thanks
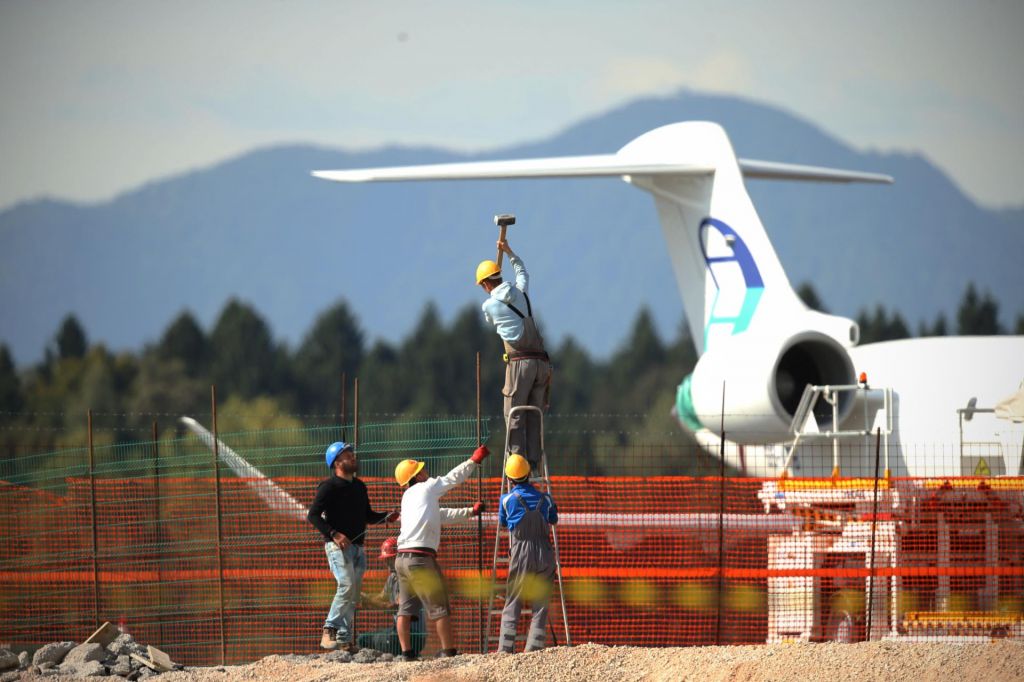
[475,259,501,284]
[395,459,426,486]
[505,454,530,481]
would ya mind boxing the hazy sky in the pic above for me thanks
[2,0,1022,211]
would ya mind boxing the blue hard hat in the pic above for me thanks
[325,441,354,468]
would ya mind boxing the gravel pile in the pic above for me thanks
[0,633,174,680]
[5,640,1022,681]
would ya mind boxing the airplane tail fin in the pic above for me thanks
[617,122,887,355]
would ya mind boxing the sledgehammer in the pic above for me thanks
[494,214,516,269]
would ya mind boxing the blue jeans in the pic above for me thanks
[323,542,366,640]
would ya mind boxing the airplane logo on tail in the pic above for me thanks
[699,217,764,350]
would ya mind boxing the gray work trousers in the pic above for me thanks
[503,358,550,466]
[498,498,556,653]
[499,570,553,653]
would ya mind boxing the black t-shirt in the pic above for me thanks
[307,475,387,545]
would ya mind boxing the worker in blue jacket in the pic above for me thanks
[497,454,559,653]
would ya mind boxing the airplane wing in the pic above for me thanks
[739,159,892,184]
[313,155,713,182]
[312,156,891,184]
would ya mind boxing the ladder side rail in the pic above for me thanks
[545,449,572,646]
[513,404,572,647]
[530,405,571,646]
[485,414,517,647]
[781,385,820,476]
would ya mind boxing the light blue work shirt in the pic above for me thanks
[481,253,531,344]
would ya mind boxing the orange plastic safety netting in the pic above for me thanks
[3,461,1023,664]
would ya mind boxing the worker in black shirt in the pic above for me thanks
[308,441,398,651]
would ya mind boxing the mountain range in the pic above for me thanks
[1,90,1022,366]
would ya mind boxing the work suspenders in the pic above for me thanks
[503,292,533,319]
[504,488,550,525]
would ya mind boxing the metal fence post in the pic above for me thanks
[867,427,882,641]
[153,419,165,652]
[476,351,484,654]
[88,409,100,629]
[715,382,726,646]
[211,386,226,665]
[354,377,359,449]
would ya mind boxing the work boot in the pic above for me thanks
[435,648,458,658]
[319,627,338,650]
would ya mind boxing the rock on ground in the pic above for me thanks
[108,634,146,658]
[73,659,107,677]
[0,651,18,672]
[32,642,76,668]
[60,643,107,670]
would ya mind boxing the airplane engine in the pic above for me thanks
[684,330,857,444]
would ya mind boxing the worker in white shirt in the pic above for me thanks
[392,445,490,660]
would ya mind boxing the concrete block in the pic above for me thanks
[76,659,107,677]
[109,633,145,657]
[33,642,76,667]
[62,642,108,669]
[111,663,133,676]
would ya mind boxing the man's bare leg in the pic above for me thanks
[435,615,454,650]
[397,615,413,652]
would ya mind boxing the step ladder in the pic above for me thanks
[485,405,571,651]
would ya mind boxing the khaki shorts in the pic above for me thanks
[395,553,450,621]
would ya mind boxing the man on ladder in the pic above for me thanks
[497,453,559,653]
[477,236,551,471]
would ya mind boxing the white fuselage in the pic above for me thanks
[701,336,1024,479]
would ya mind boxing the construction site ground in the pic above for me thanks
[11,640,1023,682]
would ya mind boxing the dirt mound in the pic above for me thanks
[144,640,1024,682]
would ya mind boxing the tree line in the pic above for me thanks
[0,282,1020,467]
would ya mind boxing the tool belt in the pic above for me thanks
[503,350,550,363]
